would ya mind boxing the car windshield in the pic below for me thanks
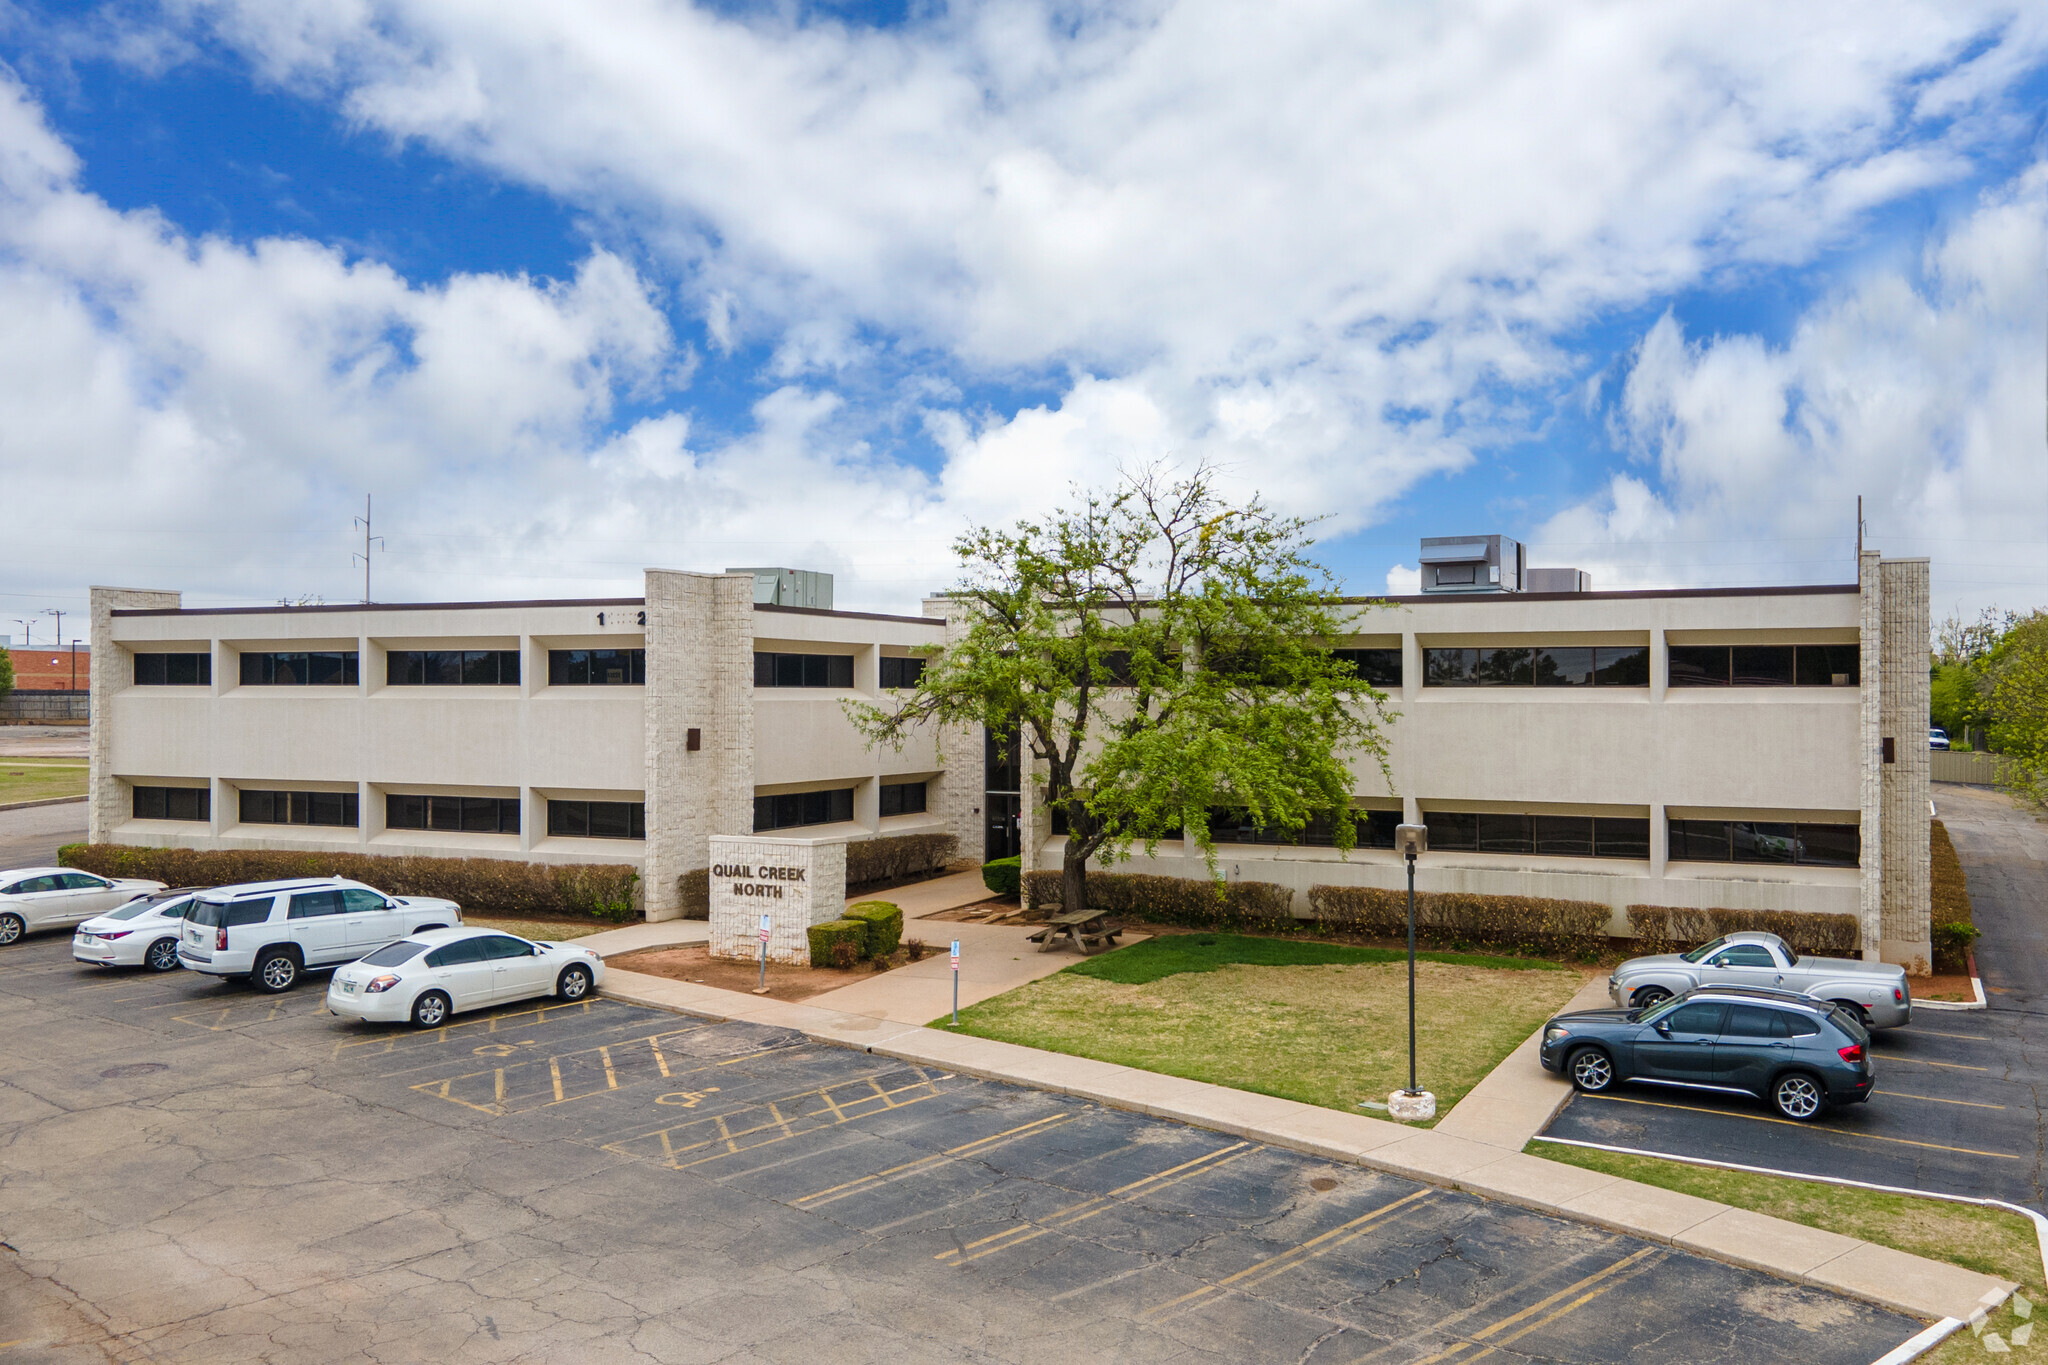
[359,941,428,967]
[1679,937,1727,963]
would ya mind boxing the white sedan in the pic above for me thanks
[73,889,200,971]
[325,927,604,1028]
[1,867,167,946]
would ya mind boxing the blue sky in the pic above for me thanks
[0,0,2044,632]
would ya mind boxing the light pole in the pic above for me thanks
[10,620,28,649]
[1390,823,1435,1121]
[42,607,62,651]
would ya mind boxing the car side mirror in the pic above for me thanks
[1654,1020,1672,1035]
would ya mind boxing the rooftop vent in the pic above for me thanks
[1418,537,1589,595]
[728,567,833,610]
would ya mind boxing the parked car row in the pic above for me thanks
[1,866,604,1028]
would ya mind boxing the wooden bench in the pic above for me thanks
[1026,909,1125,955]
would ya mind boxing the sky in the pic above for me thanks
[1,0,2046,642]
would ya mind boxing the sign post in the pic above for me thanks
[757,913,772,993]
[950,939,961,1026]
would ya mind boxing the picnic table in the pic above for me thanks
[1026,909,1125,956]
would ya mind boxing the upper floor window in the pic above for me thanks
[1667,644,1858,688]
[1423,646,1649,688]
[1668,819,1858,867]
[1210,807,1402,849]
[133,652,211,686]
[548,648,644,686]
[879,781,928,817]
[239,651,359,687]
[387,793,521,834]
[754,788,855,831]
[547,799,645,839]
[1424,810,1650,859]
[879,656,926,689]
[1330,649,1402,688]
[755,652,854,688]
[387,650,520,686]
[133,785,209,822]
[240,788,358,827]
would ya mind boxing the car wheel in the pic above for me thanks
[0,912,23,947]
[1628,985,1672,1010]
[1831,1001,1874,1031]
[1772,1072,1826,1121]
[145,937,181,972]
[556,964,593,1001]
[411,991,451,1029]
[252,949,300,994]
[1568,1047,1616,1093]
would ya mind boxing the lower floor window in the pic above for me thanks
[547,800,645,840]
[387,794,521,834]
[240,789,358,828]
[1210,808,1401,849]
[133,785,210,822]
[879,781,928,817]
[1425,811,1650,859]
[1668,819,1858,867]
[754,788,854,831]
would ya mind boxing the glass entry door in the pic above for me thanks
[985,727,1021,861]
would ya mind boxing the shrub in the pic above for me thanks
[905,937,930,962]
[807,918,868,968]
[1028,869,1298,932]
[676,867,710,921]
[1309,885,1609,957]
[57,843,640,921]
[1930,819,1974,971]
[983,856,1021,896]
[1933,921,1982,967]
[1623,905,1861,958]
[846,833,957,888]
[844,900,904,957]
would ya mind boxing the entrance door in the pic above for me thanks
[984,726,1022,861]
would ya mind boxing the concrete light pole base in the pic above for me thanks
[1388,1089,1436,1122]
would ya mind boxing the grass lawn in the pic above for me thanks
[1530,1140,2041,1352]
[0,761,87,804]
[945,933,1584,1122]
[465,916,611,942]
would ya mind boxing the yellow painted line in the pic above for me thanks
[608,1070,956,1172]
[1141,1188,1436,1319]
[599,1045,618,1091]
[1900,1029,1990,1041]
[550,1058,564,1104]
[1873,1090,2004,1110]
[1412,1247,1663,1364]
[650,1034,670,1078]
[1882,1055,1989,1072]
[494,1069,506,1106]
[794,1112,1073,1208]
[1584,1094,2024,1159]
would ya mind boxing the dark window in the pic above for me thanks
[385,650,520,686]
[880,781,928,817]
[385,794,520,834]
[1423,648,1475,686]
[1478,813,1533,853]
[1795,644,1859,687]
[1331,649,1402,687]
[547,649,645,686]
[1732,645,1796,687]
[1533,815,1593,857]
[1359,809,1401,849]
[238,651,359,687]
[752,788,856,831]
[1423,810,1478,849]
[879,656,926,689]
[1593,817,1650,859]
[1473,647,1534,686]
[132,786,209,822]
[1715,945,1777,967]
[133,652,211,686]
[753,652,856,688]
[1665,1002,1727,1034]
[1534,647,1593,686]
[1592,646,1651,686]
[1670,644,1858,688]
[361,941,427,967]
[478,934,535,959]
[423,937,489,968]
[1668,819,1859,867]
[238,789,359,827]
[224,899,276,928]
[1722,1005,1779,1037]
[1206,807,1387,848]
[1427,645,1649,688]
[546,800,646,840]
[288,890,344,919]
[1667,645,1732,687]
[341,889,388,913]
[1428,810,1644,859]
[1784,1013,1821,1038]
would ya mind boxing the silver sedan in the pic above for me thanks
[1608,931,1911,1030]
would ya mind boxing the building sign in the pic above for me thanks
[707,834,847,964]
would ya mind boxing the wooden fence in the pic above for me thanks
[1931,749,2000,786]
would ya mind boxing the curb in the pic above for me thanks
[0,794,87,813]
[1916,949,1988,1012]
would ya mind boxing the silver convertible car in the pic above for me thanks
[1607,931,1911,1030]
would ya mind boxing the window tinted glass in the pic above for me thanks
[1477,813,1533,853]
[108,899,158,920]
[361,941,428,967]
[1732,645,1796,687]
[1722,1005,1779,1038]
[1422,810,1477,850]
[342,888,390,913]
[1593,817,1649,859]
[1534,647,1593,686]
[186,900,226,927]
[1795,643,1859,686]
[753,788,857,831]
[225,899,275,927]
[1473,647,1534,685]
[1423,648,1477,686]
[1798,824,1860,867]
[1664,1003,1727,1034]
[1784,1013,1820,1037]
[289,890,343,918]
[1733,821,1798,864]
[1592,646,1650,686]
[1331,648,1401,687]
[1533,815,1593,857]
[425,937,489,967]
[1667,645,1730,687]
[1718,945,1777,966]
[59,873,106,889]
[478,935,534,959]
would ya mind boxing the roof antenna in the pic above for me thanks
[353,495,384,604]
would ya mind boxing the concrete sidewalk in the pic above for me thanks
[577,919,711,956]
[1433,973,1610,1148]
[805,919,1146,1024]
[872,868,995,919]
[597,965,2013,1325]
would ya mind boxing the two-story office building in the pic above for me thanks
[88,545,1933,966]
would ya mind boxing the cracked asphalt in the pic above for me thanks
[0,931,1926,1363]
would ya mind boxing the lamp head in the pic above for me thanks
[1395,823,1428,858]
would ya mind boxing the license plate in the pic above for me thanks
[80,935,95,944]
[341,982,357,993]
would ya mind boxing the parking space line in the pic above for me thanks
[1411,1247,1665,1364]
[1872,1090,2005,1109]
[550,1057,565,1103]
[1881,1055,1989,1072]
[605,1068,959,1172]
[934,1142,1256,1266]
[1580,1094,2024,1159]
[1139,1188,1437,1320]
[1903,1030,1991,1042]
[793,1112,1075,1210]
[328,998,605,1056]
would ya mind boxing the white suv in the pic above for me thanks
[178,878,464,993]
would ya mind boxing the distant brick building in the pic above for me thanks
[8,645,89,692]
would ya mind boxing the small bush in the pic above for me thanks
[846,832,958,888]
[905,937,930,962]
[844,900,904,957]
[1624,905,1861,958]
[676,868,710,921]
[807,918,868,968]
[1309,885,1609,957]
[983,856,1021,896]
[1028,869,1298,932]
[1934,921,1982,965]
[58,843,639,920]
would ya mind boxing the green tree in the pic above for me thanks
[1984,612,2048,808]
[0,643,12,701]
[848,465,1394,914]
[1929,662,1982,739]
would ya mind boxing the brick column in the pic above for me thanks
[1856,552,1883,960]
[1878,557,1932,971]
[87,586,181,845]
[642,570,755,921]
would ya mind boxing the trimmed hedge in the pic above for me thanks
[1624,904,1861,958]
[845,900,904,957]
[983,857,1021,896]
[847,833,957,888]
[676,867,710,921]
[1027,869,1298,933]
[808,918,868,968]
[1308,885,1609,957]
[57,843,639,921]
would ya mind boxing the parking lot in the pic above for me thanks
[0,931,1931,1364]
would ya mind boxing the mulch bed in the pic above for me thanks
[607,942,935,1001]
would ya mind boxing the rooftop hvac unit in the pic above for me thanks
[1419,535,1522,594]
[727,567,834,610]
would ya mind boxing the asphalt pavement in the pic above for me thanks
[0,929,1927,1364]
[0,798,87,870]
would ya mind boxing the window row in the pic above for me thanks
[240,789,359,827]
[132,652,212,686]
[1329,649,1402,688]
[879,781,929,817]
[240,651,360,687]
[548,648,645,687]
[879,655,927,689]
[754,787,855,831]
[1667,644,1858,688]
[1425,812,1651,859]
[1667,819,1858,867]
[755,652,855,688]
[1210,807,1404,848]
[387,650,521,687]
[546,800,647,840]
[386,794,522,834]
[132,785,210,821]
[1423,646,1651,688]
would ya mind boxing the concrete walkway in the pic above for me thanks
[597,965,2013,1324]
[1434,973,1610,1148]
[805,919,1145,1024]
[577,919,711,956]
[872,867,995,919]
[577,871,995,960]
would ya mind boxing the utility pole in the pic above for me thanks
[42,608,62,650]
[11,620,28,649]
[352,496,384,604]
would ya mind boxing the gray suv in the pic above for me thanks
[1538,985,1873,1120]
